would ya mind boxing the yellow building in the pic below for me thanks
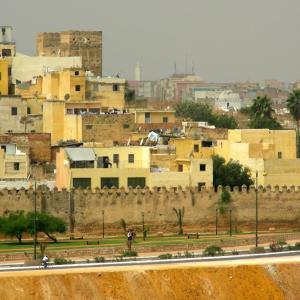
[214,129,299,186]
[0,60,8,95]
[56,145,212,190]
[42,68,85,101]
[150,138,213,189]
[0,143,28,179]
[134,109,176,124]
[56,146,150,189]
[86,77,126,110]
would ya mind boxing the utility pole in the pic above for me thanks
[229,209,232,236]
[33,180,37,260]
[255,170,258,248]
[142,212,145,240]
[215,207,218,235]
[102,210,105,238]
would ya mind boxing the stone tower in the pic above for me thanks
[36,30,102,76]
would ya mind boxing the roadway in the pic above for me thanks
[0,250,300,273]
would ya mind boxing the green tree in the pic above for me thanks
[212,155,253,189]
[173,207,185,235]
[0,211,29,244]
[175,101,238,129]
[27,212,66,243]
[248,96,281,129]
[287,89,300,157]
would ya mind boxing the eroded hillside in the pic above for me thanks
[0,262,299,299]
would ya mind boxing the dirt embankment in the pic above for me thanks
[0,262,300,300]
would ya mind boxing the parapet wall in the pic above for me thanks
[0,185,300,233]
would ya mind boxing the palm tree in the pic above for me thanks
[287,89,300,157]
[250,95,274,119]
[173,207,185,235]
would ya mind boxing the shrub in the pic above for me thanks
[122,250,138,257]
[203,245,224,257]
[95,256,105,263]
[232,250,239,255]
[158,253,173,259]
[113,256,123,262]
[294,242,300,250]
[54,257,75,265]
[184,251,194,258]
[249,246,265,254]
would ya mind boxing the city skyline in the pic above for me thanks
[1,0,300,82]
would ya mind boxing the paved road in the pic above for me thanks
[0,250,300,273]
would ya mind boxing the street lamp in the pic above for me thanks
[102,210,105,238]
[215,207,218,235]
[255,170,258,248]
[33,180,37,260]
[142,212,145,240]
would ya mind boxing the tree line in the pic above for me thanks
[0,211,66,244]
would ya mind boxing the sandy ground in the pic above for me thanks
[0,256,300,299]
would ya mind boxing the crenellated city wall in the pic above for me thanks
[0,185,300,234]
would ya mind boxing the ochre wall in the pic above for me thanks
[1,186,300,233]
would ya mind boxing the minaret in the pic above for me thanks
[134,62,142,81]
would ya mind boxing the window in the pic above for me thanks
[70,161,94,168]
[97,156,111,168]
[128,177,146,188]
[85,125,92,130]
[128,154,134,163]
[201,141,213,147]
[75,85,81,92]
[194,144,199,152]
[2,49,12,57]
[27,107,31,114]
[66,109,73,114]
[14,162,20,171]
[11,107,17,115]
[101,177,119,188]
[145,112,151,124]
[74,71,80,76]
[178,164,183,172]
[8,67,11,76]
[163,117,168,123]
[123,124,130,129]
[199,164,206,171]
[113,154,119,163]
[73,178,91,189]
[1,145,6,152]
[278,152,282,159]
[198,182,206,191]
[112,84,119,91]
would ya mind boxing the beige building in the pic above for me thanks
[214,129,299,186]
[37,31,102,76]
[56,145,212,190]
[42,68,85,101]
[0,143,28,179]
[86,77,126,110]
[12,52,82,83]
[134,109,176,124]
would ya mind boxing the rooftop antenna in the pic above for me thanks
[185,54,188,74]
[192,61,195,74]
[174,62,177,75]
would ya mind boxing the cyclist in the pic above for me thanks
[42,255,49,269]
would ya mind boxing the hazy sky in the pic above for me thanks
[1,0,300,82]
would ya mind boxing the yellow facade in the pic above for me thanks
[0,60,9,95]
[214,129,299,186]
[134,110,176,124]
[42,68,85,101]
[0,144,28,179]
[86,77,125,110]
[56,146,151,189]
